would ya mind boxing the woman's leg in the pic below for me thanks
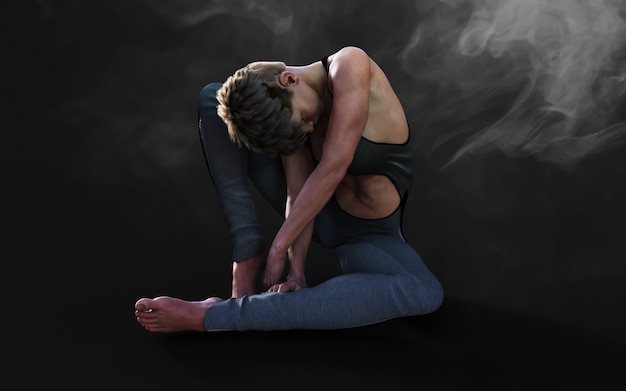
[198,82,286,258]
[197,83,285,296]
[203,234,443,331]
[198,82,265,262]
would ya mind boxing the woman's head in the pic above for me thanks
[217,61,309,156]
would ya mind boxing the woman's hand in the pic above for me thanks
[267,275,307,293]
[263,246,287,289]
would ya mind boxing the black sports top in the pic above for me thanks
[319,56,414,199]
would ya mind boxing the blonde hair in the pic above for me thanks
[217,61,309,156]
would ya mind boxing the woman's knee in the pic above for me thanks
[198,82,223,111]
[400,273,444,316]
[423,277,444,313]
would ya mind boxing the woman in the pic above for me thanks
[135,46,443,332]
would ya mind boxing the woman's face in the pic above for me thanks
[290,83,323,134]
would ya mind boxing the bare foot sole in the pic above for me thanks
[135,296,223,333]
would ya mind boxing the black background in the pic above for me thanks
[8,1,626,390]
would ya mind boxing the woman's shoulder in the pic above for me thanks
[331,46,369,62]
[328,46,371,76]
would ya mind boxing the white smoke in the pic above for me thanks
[135,0,295,33]
[404,0,626,166]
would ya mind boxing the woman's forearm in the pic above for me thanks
[279,147,318,278]
[273,161,346,254]
[286,219,314,281]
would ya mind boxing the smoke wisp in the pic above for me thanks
[404,0,626,166]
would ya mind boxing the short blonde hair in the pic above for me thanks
[217,61,309,156]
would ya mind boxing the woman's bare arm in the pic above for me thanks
[265,47,372,286]
[264,145,315,291]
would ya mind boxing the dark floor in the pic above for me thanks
[27,293,626,390]
[9,218,625,391]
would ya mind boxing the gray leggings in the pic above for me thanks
[198,83,443,330]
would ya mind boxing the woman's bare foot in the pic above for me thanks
[232,251,267,298]
[135,296,223,333]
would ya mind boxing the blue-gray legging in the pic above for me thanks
[197,82,443,331]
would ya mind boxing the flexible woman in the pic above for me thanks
[135,46,443,332]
